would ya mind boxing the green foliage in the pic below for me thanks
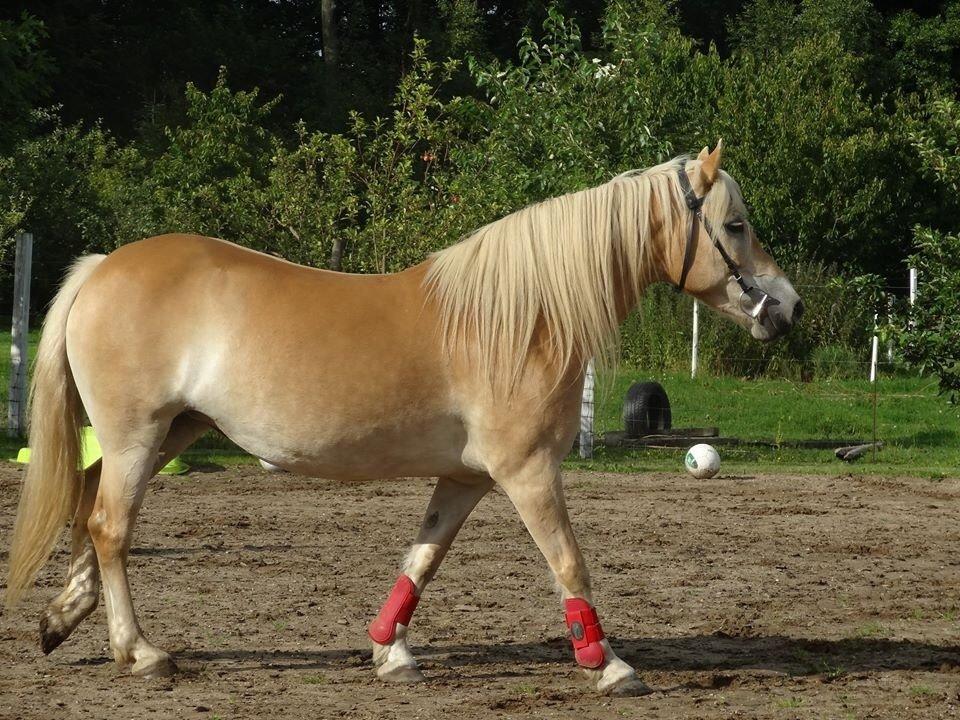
[439,0,485,57]
[465,3,671,201]
[346,41,468,273]
[707,2,919,275]
[900,227,960,398]
[897,96,960,398]
[131,69,280,249]
[0,112,117,288]
[888,2,960,93]
[266,123,358,268]
[911,95,960,192]
[0,13,53,153]
[620,260,881,378]
[2,1,958,384]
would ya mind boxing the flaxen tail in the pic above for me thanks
[5,254,106,608]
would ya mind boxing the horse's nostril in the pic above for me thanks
[793,299,805,321]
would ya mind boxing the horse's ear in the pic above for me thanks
[698,139,723,187]
[697,146,710,162]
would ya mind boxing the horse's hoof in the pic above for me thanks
[39,613,68,655]
[377,663,426,683]
[131,654,177,679]
[603,675,653,697]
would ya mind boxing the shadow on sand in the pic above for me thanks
[164,634,960,676]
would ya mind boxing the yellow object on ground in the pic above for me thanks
[14,426,189,475]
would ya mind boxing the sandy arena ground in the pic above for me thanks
[2,463,959,719]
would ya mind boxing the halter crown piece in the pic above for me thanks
[674,161,775,320]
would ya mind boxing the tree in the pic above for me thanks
[321,0,340,69]
[897,96,960,398]
[0,13,53,153]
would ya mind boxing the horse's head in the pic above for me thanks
[668,142,802,341]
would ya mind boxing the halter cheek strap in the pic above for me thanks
[369,574,420,645]
[564,598,607,669]
[675,161,756,298]
[675,168,704,293]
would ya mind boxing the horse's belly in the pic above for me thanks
[213,412,472,480]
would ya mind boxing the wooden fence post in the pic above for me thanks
[9,232,33,437]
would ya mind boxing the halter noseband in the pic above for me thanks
[674,161,775,320]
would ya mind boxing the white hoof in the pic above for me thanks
[131,650,177,679]
[600,672,653,696]
[372,625,424,683]
[378,663,426,683]
[586,641,652,696]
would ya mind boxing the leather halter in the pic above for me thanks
[674,161,775,320]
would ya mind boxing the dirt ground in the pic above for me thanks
[2,463,960,720]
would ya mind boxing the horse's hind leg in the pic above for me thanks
[370,475,492,682]
[40,461,102,653]
[40,415,209,656]
[86,415,208,677]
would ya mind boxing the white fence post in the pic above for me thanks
[8,232,33,437]
[690,299,699,379]
[869,313,879,384]
[886,296,894,365]
[909,267,917,307]
[579,359,595,459]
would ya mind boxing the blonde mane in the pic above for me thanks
[425,156,741,385]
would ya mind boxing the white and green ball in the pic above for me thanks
[684,443,720,479]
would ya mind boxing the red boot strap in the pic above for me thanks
[564,598,606,669]
[368,574,420,645]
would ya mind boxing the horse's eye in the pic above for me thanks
[725,221,745,234]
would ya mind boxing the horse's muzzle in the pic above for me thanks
[766,296,803,336]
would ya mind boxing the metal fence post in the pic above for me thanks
[579,359,595,459]
[690,299,699,379]
[9,232,33,437]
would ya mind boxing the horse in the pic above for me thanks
[5,143,801,695]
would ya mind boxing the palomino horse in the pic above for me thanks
[6,144,801,695]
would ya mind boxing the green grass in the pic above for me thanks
[1,328,956,477]
[567,368,960,477]
[853,621,888,639]
[776,697,804,709]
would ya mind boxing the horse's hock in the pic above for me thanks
[622,381,672,438]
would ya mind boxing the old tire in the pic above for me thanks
[622,381,672,438]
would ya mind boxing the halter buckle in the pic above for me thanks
[739,286,775,320]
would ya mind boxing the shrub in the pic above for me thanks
[896,95,960,398]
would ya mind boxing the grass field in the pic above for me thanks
[0,332,956,478]
[571,369,960,478]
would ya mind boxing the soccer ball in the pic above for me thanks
[684,443,720,479]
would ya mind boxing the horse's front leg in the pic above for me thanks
[497,461,651,696]
[369,475,492,682]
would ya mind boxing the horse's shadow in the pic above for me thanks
[172,634,960,676]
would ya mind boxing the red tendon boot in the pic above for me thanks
[564,597,606,669]
[368,575,420,645]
